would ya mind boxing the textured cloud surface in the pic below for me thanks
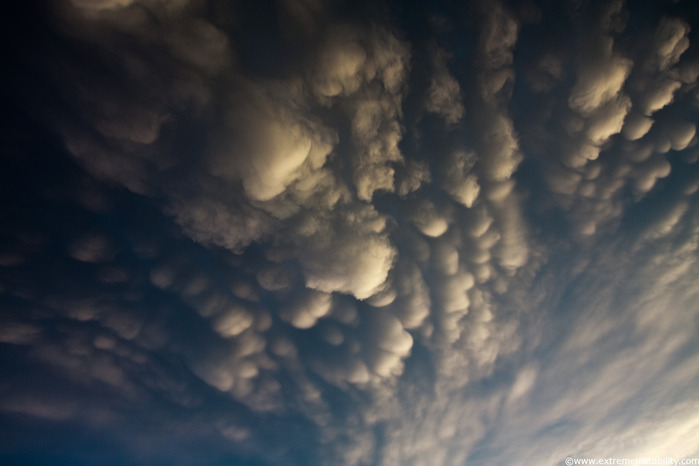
[1,0,699,465]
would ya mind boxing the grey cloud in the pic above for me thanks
[307,25,412,201]
[284,204,397,300]
[388,260,431,330]
[631,156,671,193]
[585,95,631,146]
[362,310,414,378]
[521,3,696,239]
[208,90,337,202]
[639,78,682,115]
[0,321,42,345]
[433,0,531,295]
[525,51,566,94]
[279,290,332,329]
[350,95,405,200]
[481,223,699,463]
[654,17,691,71]
[442,150,480,208]
[170,196,276,253]
[70,0,138,12]
[396,159,432,197]
[568,46,631,115]
[478,0,518,81]
[408,198,452,238]
[68,233,116,263]
[622,113,654,140]
[424,47,465,124]
[2,0,699,465]
[56,0,406,305]
[478,114,522,182]
[667,121,696,151]
[311,33,368,98]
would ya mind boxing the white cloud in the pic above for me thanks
[506,364,538,406]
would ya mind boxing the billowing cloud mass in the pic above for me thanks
[1,0,699,465]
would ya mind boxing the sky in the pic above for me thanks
[1,0,698,465]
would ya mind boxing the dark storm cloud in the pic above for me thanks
[1,0,699,465]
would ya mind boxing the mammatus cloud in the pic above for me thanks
[1,0,698,465]
[424,46,466,124]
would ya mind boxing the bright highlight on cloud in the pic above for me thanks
[1,0,698,465]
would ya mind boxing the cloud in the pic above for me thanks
[311,26,412,201]
[170,196,276,253]
[408,199,452,237]
[667,121,696,151]
[479,114,522,182]
[2,0,699,465]
[478,0,518,82]
[518,4,694,242]
[479,222,699,463]
[389,260,431,329]
[312,35,368,98]
[208,93,336,202]
[362,310,413,378]
[0,321,42,345]
[350,96,405,200]
[568,48,631,115]
[585,95,631,145]
[213,305,255,337]
[425,47,465,124]
[654,17,691,71]
[442,150,481,208]
[280,290,333,329]
[639,78,682,115]
[622,113,654,140]
[286,204,397,300]
[70,0,137,11]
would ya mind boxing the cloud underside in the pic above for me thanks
[1,0,698,465]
